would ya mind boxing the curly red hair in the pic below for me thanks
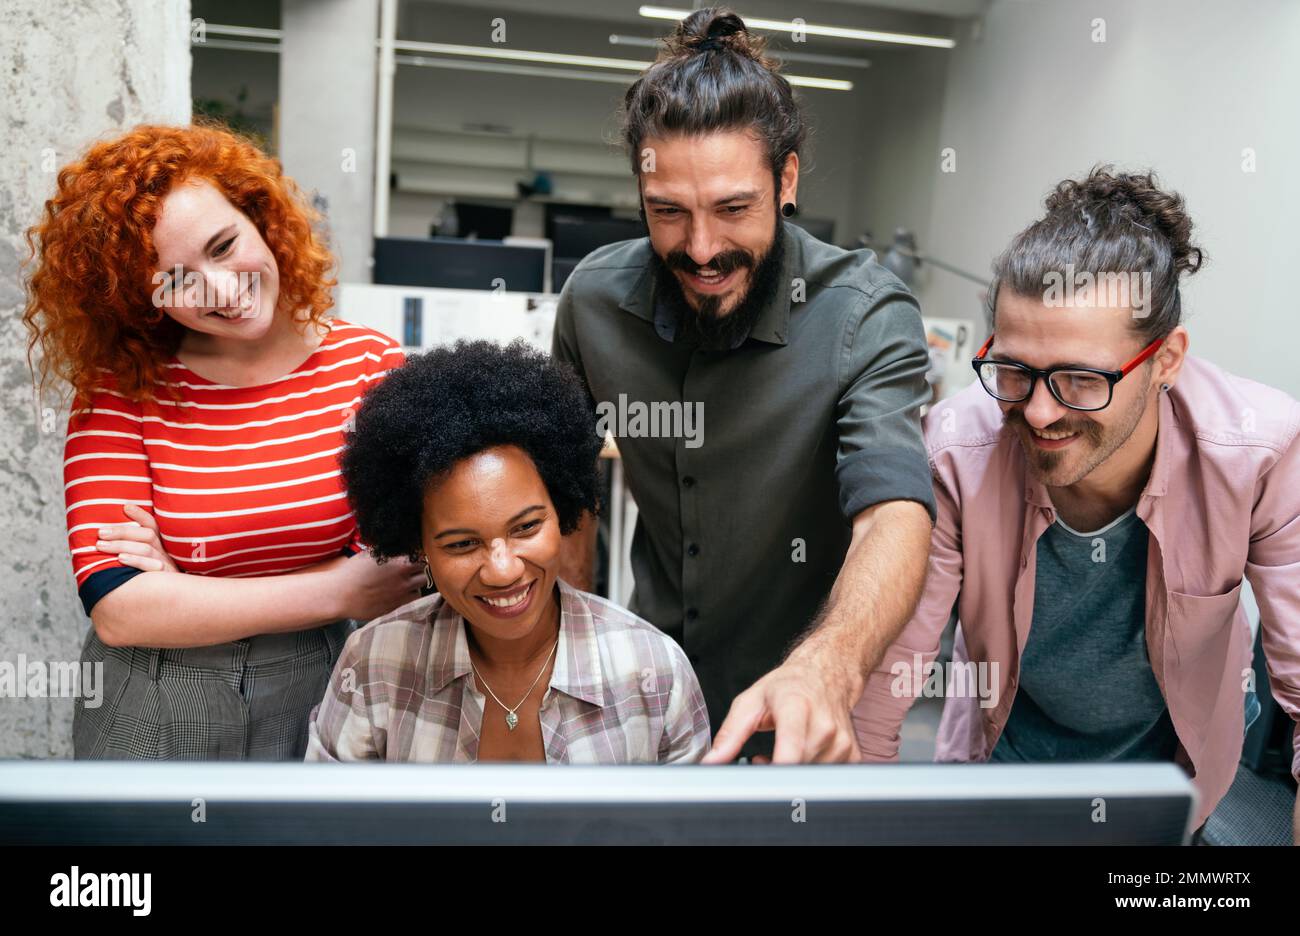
[23,121,337,411]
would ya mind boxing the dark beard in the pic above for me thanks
[651,214,786,351]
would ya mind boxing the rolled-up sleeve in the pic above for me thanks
[64,390,152,615]
[834,289,936,522]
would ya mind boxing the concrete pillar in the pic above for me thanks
[0,0,191,757]
[279,0,379,284]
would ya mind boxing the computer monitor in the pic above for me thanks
[551,215,646,262]
[543,202,611,246]
[0,762,1197,845]
[449,202,514,240]
[373,236,546,294]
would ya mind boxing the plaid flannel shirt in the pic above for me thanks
[306,578,711,763]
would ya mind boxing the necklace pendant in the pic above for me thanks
[505,711,519,731]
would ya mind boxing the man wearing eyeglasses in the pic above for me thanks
[852,168,1300,839]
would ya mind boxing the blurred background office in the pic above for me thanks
[2,1,1297,842]
[175,0,1300,401]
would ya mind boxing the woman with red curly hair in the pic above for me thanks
[24,122,426,760]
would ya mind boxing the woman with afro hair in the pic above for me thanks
[24,122,426,760]
[305,339,711,763]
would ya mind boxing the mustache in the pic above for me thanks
[663,248,755,277]
[1002,406,1103,440]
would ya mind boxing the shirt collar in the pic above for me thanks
[548,579,608,707]
[1022,385,1178,508]
[619,221,797,348]
[427,599,474,693]
[426,579,608,708]
[1143,386,1178,497]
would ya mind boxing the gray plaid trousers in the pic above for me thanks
[72,620,352,760]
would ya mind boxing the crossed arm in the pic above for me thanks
[90,505,426,649]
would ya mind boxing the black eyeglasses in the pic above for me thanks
[971,333,1164,412]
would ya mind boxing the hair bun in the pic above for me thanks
[1045,165,1204,277]
[666,7,767,62]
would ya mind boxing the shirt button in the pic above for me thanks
[686,607,699,621]
[687,543,700,557]
[681,475,696,488]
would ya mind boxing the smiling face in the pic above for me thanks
[420,445,562,645]
[151,179,280,344]
[991,290,1180,488]
[640,130,796,325]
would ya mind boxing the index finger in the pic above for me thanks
[122,503,159,531]
[700,691,768,764]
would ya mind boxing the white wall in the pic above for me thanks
[854,46,950,256]
[914,0,1300,397]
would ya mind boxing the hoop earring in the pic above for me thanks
[781,202,796,218]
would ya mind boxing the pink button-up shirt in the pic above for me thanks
[853,355,1300,826]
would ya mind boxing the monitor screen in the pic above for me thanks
[451,202,514,240]
[551,215,647,261]
[0,762,1197,845]
[373,236,546,293]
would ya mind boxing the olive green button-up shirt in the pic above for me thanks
[552,222,935,754]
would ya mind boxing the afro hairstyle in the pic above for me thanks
[341,338,603,561]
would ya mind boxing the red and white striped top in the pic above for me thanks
[64,319,404,613]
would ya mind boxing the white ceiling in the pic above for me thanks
[802,0,987,15]
[416,0,983,29]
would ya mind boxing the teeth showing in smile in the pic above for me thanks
[1032,427,1078,441]
[480,584,530,608]
[694,268,724,283]
[209,292,257,319]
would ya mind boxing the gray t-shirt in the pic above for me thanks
[991,507,1181,763]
